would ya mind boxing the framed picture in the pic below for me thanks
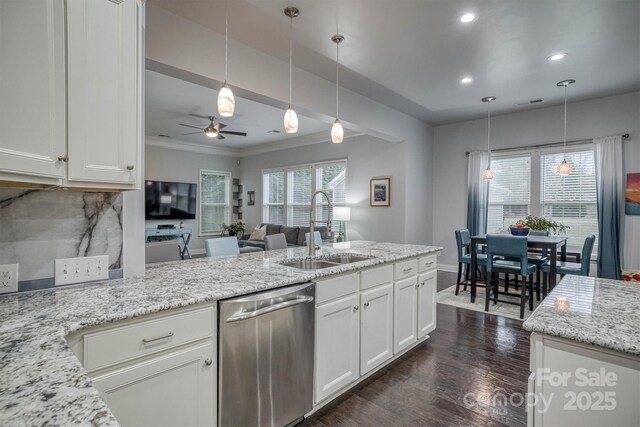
[370,177,391,207]
[247,191,255,206]
[626,173,640,215]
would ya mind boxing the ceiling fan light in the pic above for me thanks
[217,84,235,117]
[284,108,298,133]
[555,160,573,176]
[331,119,344,143]
[482,167,494,181]
[204,125,218,138]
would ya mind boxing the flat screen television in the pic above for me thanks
[145,180,197,220]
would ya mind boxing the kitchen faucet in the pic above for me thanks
[309,190,332,256]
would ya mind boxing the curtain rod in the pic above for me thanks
[466,133,629,155]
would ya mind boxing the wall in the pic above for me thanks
[432,91,640,270]
[0,189,123,287]
[145,144,240,253]
[240,134,406,243]
[145,4,434,245]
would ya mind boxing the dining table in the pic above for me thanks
[469,234,568,303]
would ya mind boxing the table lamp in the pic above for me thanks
[333,207,351,241]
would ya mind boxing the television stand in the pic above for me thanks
[145,227,192,259]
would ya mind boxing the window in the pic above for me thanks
[487,156,531,233]
[199,170,230,234]
[541,150,597,252]
[262,160,347,227]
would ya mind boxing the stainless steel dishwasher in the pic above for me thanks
[218,282,315,427]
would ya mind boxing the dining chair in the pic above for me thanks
[486,235,538,319]
[542,235,596,291]
[205,237,240,257]
[454,229,487,296]
[505,229,549,299]
[264,233,288,251]
[145,240,181,264]
[304,231,323,246]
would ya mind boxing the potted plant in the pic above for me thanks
[221,221,246,239]
[509,214,569,236]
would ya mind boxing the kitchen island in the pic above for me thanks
[523,275,640,427]
[0,241,441,426]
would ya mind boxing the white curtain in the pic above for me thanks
[594,135,625,279]
[466,151,490,236]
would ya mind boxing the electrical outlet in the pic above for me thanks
[55,255,109,286]
[0,264,19,294]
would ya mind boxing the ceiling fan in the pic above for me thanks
[179,115,247,140]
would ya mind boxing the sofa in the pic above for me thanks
[238,223,329,250]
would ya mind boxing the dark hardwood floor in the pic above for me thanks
[301,271,531,427]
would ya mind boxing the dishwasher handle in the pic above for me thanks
[226,296,314,322]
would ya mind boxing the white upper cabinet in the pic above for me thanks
[0,0,142,189]
[0,0,66,183]
[66,0,140,187]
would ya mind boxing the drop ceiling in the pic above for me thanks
[150,0,640,125]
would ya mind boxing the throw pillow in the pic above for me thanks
[249,225,267,241]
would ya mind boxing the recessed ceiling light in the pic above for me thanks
[460,77,473,84]
[459,13,478,23]
[547,52,567,61]
[267,130,281,134]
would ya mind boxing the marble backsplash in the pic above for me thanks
[0,189,122,283]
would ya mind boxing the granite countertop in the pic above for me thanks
[0,241,441,426]
[523,274,640,356]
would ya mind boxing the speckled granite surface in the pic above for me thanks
[0,241,441,426]
[523,275,640,356]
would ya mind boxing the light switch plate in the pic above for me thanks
[0,264,19,294]
[55,255,109,286]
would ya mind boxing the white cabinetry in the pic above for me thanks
[315,292,360,403]
[528,333,640,427]
[0,0,66,183]
[393,275,418,353]
[360,283,393,375]
[418,270,437,339]
[0,0,142,189]
[75,304,217,427]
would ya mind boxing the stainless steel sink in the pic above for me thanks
[280,260,340,270]
[323,254,374,264]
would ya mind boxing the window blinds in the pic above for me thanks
[286,167,312,226]
[262,171,285,225]
[487,156,531,233]
[315,162,347,223]
[541,150,598,252]
[200,171,230,234]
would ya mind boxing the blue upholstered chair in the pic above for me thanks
[264,233,288,251]
[486,235,538,319]
[304,231,322,246]
[205,237,240,257]
[454,229,488,296]
[505,229,549,299]
[542,235,596,290]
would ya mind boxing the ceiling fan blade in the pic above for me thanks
[217,122,227,130]
[182,131,203,135]
[188,113,211,120]
[179,123,203,130]
[217,134,226,140]
[220,131,247,136]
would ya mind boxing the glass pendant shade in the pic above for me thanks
[217,84,235,117]
[284,108,298,133]
[331,119,344,143]
[482,167,495,181]
[555,160,573,176]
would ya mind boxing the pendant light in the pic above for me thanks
[555,79,576,176]
[217,1,235,117]
[331,34,345,143]
[283,7,299,133]
[481,96,496,181]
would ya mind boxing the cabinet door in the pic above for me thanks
[0,0,66,182]
[66,0,140,186]
[418,270,437,338]
[92,341,215,427]
[360,283,393,375]
[393,276,418,354]
[315,293,360,403]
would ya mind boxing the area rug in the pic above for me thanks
[436,284,541,321]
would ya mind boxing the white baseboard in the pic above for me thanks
[437,264,458,273]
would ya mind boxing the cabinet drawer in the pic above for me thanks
[316,273,359,304]
[360,264,393,290]
[394,258,418,280]
[418,254,437,272]
[84,306,215,372]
